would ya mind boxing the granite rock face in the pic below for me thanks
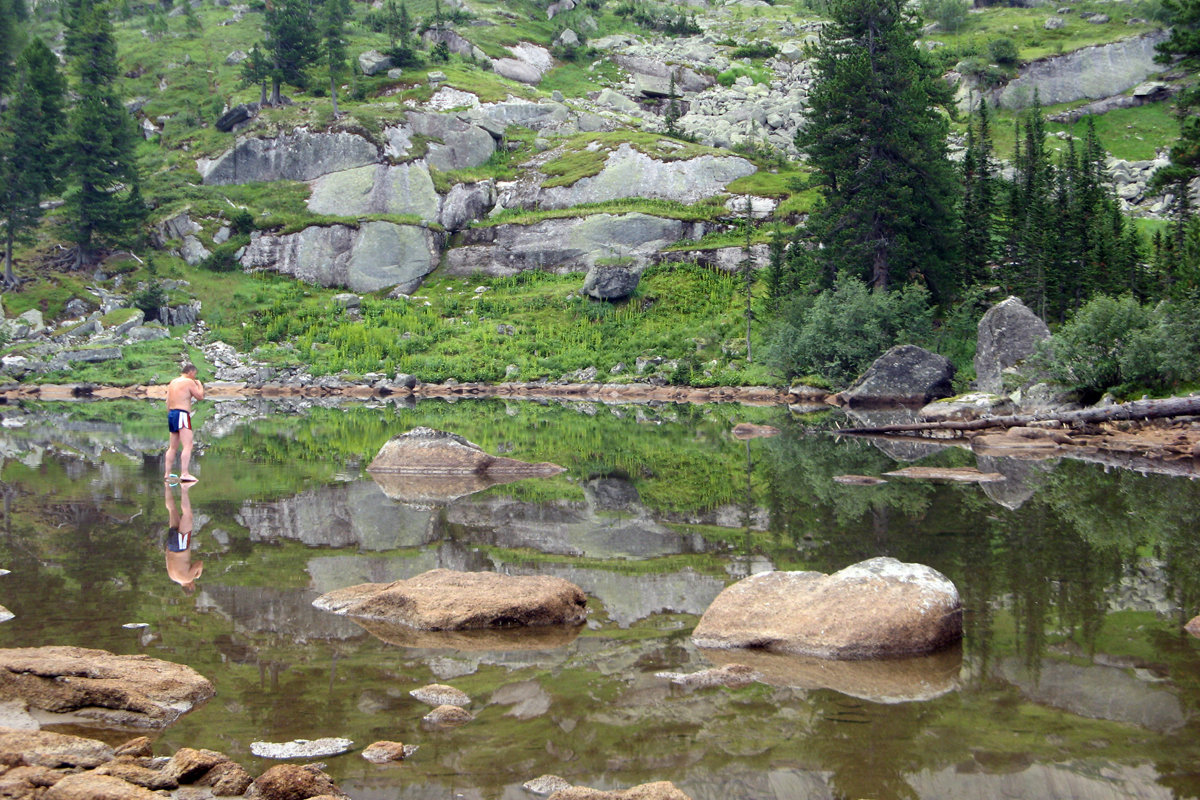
[306,162,441,222]
[583,265,641,300]
[974,296,1051,394]
[691,557,963,659]
[312,568,588,630]
[198,129,379,184]
[240,222,439,294]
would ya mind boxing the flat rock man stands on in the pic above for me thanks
[165,362,204,482]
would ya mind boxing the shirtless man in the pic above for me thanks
[165,362,204,482]
[164,482,202,594]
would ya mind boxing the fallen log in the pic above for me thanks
[836,395,1200,436]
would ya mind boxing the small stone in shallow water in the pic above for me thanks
[410,683,470,707]
[523,774,571,795]
[655,663,760,689]
[249,737,354,759]
[362,740,418,763]
[122,622,149,629]
[422,704,473,725]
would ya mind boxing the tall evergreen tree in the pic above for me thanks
[0,38,66,285]
[239,42,272,105]
[62,0,145,268]
[795,0,960,293]
[318,0,350,116]
[264,0,318,105]
[1153,0,1200,276]
[0,0,22,94]
[960,97,997,281]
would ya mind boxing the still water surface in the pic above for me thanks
[0,396,1198,799]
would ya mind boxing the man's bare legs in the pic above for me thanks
[165,431,180,480]
[179,426,197,482]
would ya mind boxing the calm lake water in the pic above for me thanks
[0,396,1198,800]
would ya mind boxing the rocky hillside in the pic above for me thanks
[0,0,1185,386]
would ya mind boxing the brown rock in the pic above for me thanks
[0,646,215,728]
[113,737,153,758]
[95,757,178,790]
[367,427,564,476]
[313,569,587,630]
[422,704,473,725]
[691,557,963,659]
[43,772,162,800]
[0,764,63,795]
[1186,615,1200,638]
[548,781,693,800]
[199,760,254,795]
[0,728,114,768]
[730,423,779,440]
[882,467,1005,483]
[245,764,347,800]
[163,747,231,783]
[361,741,415,764]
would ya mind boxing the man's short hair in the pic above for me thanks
[180,361,197,375]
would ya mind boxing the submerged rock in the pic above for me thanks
[547,781,693,800]
[839,345,955,406]
[655,663,760,690]
[731,423,780,440]
[691,557,963,659]
[525,774,572,795]
[312,568,588,630]
[0,646,214,729]
[362,740,417,763]
[423,704,473,725]
[410,684,470,707]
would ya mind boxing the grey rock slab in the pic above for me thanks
[842,345,956,406]
[358,49,393,75]
[180,235,211,266]
[405,111,496,170]
[307,162,440,222]
[468,100,570,132]
[974,295,1051,394]
[492,57,543,84]
[596,88,643,114]
[250,737,354,759]
[348,220,439,294]
[199,129,379,185]
[583,264,640,300]
[440,181,495,231]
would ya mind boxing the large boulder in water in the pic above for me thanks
[312,568,588,630]
[691,557,963,659]
[840,345,955,406]
[0,646,214,729]
[367,427,565,476]
[974,296,1051,394]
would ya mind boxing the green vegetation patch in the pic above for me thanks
[476,197,728,227]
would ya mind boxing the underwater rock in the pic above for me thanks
[655,663,760,690]
[423,704,473,725]
[367,427,564,476]
[691,557,962,659]
[312,568,587,631]
[730,423,780,440]
[410,684,470,707]
[547,781,693,800]
[362,741,418,763]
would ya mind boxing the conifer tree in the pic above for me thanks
[263,0,318,105]
[663,71,682,138]
[0,38,66,286]
[795,0,960,294]
[181,0,201,37]
[1154,0,1200,261]
[240,42,272,105]
[0,0,22,94]
[961,97,997,281]
[61,0,145,268]
[319,0,350,116]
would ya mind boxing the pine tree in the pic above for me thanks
[181,0,201,37]
[0,38,66,286]
[663,70,682,138]
[0,0,22,94]
[1153,0,1200,278]
[264,0,318,105]
[795,0,960,294]
[62,0,145,268]
[240,42,272,105]
[319,0,350,116]
[961,97,997,281]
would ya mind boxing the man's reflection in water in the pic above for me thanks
[164,482,202,594]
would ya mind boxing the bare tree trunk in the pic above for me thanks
[270,77,281,106]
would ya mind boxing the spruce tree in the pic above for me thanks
[240,42,271,105]
[795,0,960,294]
[0,0,22,94]
[319,0,350,116]
[1154,0,1200,276]
[0,38,66,286]
[264,0,318,105]
[62,0,145,268]
[961,97,997,281]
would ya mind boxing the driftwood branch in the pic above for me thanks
[836,396,1200,436]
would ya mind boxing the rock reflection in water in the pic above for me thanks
[370,471,533,506]
[351,617,583,651]
[841,408,950,462]
[700,644,963,704]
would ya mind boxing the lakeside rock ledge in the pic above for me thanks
[0,646,215,729]
[367,427,566,475]
[691,557,963,659]
[313,568,588,630]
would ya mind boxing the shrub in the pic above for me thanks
[920,0,969,33]
[987,37,1019,65]
[730,40,778,59]
[132,281,168,316]
[765,274,933,386]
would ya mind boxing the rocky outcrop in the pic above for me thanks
[198,128,379,184]
[974,296,1051,394]
[446,214,699,277]
[500,144,755,209]
[240,222,439,294]
[306,162,441,221]
[839,345,956,406]
[993,31,1169,110]
[492,42,553,85]
[441,181,496,231]
[367,427,565,476]
[311,568,588,630]
[357,48,393,75]
[583,264,640,300]
[390,112,497,170]
[0,647,214,729]
[467,99,572,134]
[691,557,963,659]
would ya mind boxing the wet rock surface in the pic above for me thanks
[692,557,963,659]
[0,646,215,729]
[840,345,956,407]
[312,568,588,630]
[974,296,1051,394]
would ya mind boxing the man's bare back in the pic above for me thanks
[167,373,203,411]
[165,363,204,482]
